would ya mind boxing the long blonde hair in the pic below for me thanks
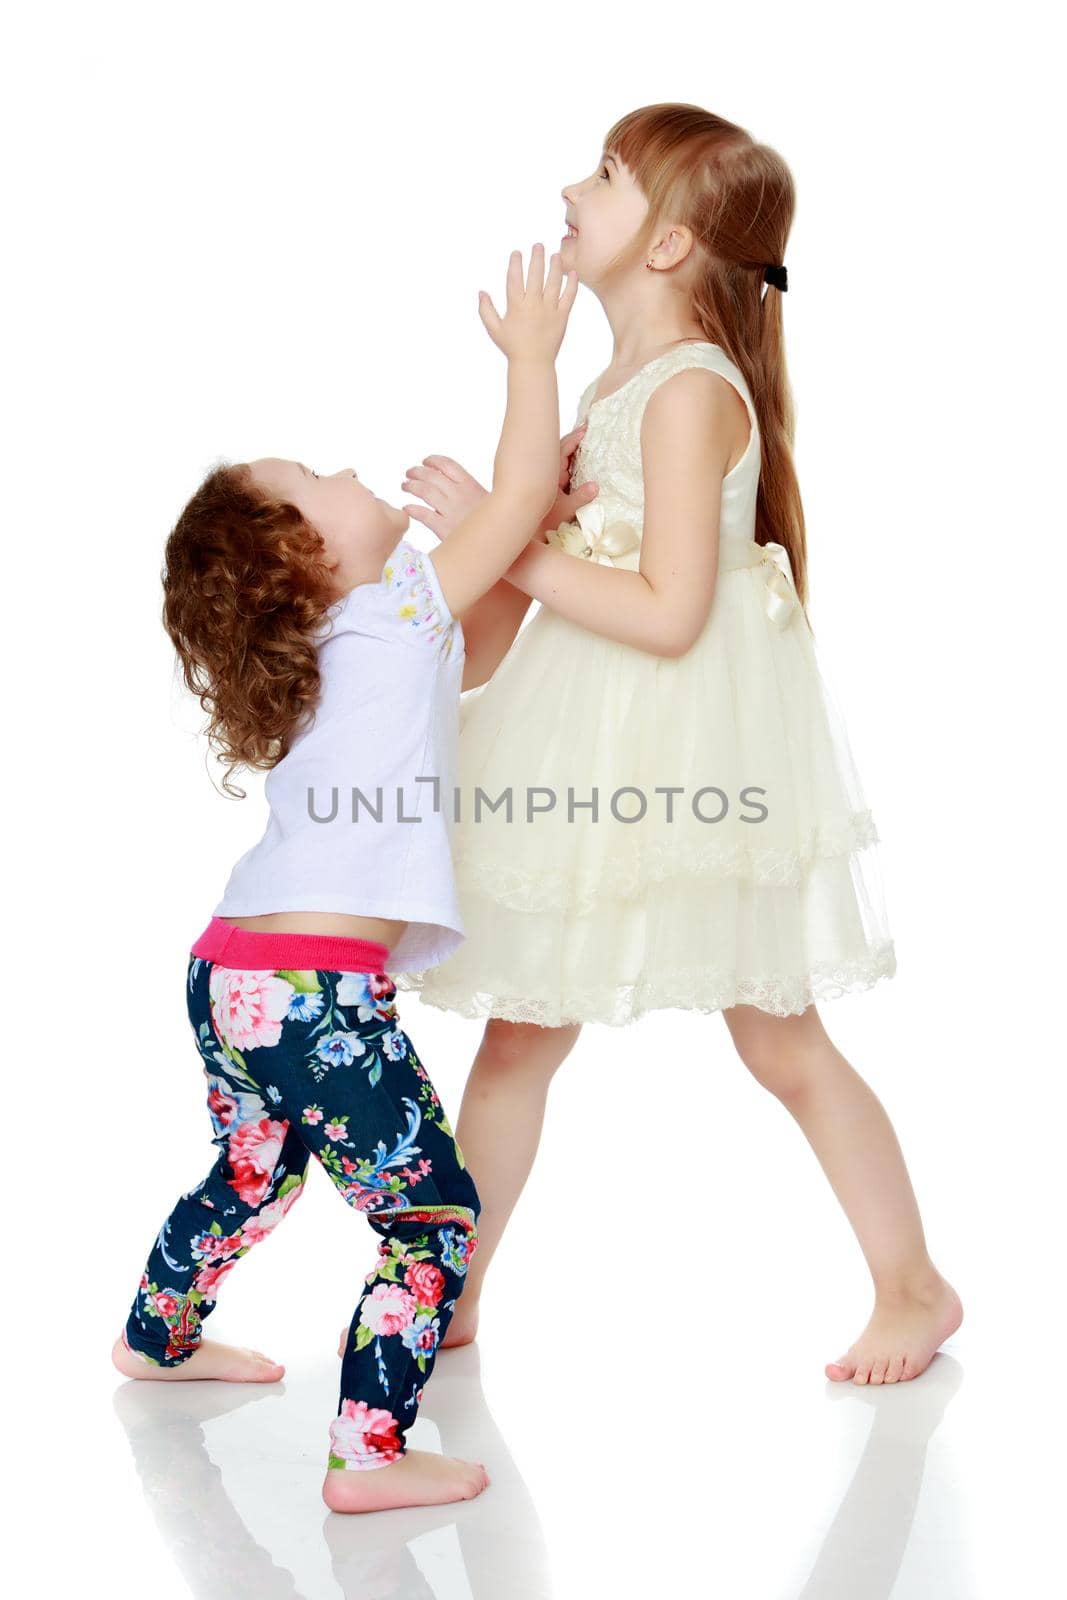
[601,103,809,613]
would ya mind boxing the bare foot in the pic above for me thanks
[111,1334,285,1383]
[337,1301,479,1360]
[826,1270,963,1385]
[322,1447,489,1513]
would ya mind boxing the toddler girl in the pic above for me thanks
[112,246,577,1512]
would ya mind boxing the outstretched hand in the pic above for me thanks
[402,422,598,544]
[477,245,578,362]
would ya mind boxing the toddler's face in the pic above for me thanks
[560,150,650,283]
[246,458,409,594]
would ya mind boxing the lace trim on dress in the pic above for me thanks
[446,808,880,916]
[394,943,898,1027]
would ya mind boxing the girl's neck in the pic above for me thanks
[606,321,708,371]
[596,285,706,370]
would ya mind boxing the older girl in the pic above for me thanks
[396,105,963,1389]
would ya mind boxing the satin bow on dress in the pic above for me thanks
[715,535,800,629]
[545,503,800,629]
[545,498,642,565]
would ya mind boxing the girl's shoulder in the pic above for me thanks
[633,347,760,471]
[636,342,756,421]
[321,537,459,657]
[577,341,756,430]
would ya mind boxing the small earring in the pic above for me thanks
[646,259,654,270]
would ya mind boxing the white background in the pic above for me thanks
[6,3,1064,1596]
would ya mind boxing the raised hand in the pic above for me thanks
[477,245,577,362]
[401,455,487,544]
[402,422,598,544]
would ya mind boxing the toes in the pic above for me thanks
[885,1354,905,1384]
[826,1355,856,1381]
[901,1352,927,1381]
[852,1362,871,1385]
[870,1357,889,1385]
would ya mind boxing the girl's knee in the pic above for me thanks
[724,1006,830,1101]
[478,1016,581,1074]
[741,1047,814,1101]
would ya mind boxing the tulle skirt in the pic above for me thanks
[394,553,896,1027]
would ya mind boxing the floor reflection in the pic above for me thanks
[112,1379,302,1597]
[113,1344,963,1599]
[112,1342,554,1600]
[798,1354,965,1598]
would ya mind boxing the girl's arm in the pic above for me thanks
[458,430,595,687]
[400,424,594,689]
[459,577,537,690]
[501,368,740,658]
[429,250,577,621]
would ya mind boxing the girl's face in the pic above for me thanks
[560,151,650,282]
[247,458,408,593]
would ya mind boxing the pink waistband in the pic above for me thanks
[190,917,391,974]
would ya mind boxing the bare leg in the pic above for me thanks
[335,1011,579,1350]
[445,1017,582,1347]
[722,1003,963,1384]
[335,1015,581,1360]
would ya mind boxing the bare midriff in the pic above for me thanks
[221,912,408,947]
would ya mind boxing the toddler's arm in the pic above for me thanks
[429,249,575,622]
[401,424,596,688]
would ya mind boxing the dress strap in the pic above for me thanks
[635,342,758,440]
[574,377,598,425]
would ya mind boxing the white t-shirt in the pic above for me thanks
[212,537,465,973]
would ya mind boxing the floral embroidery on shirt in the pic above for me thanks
[382,546,455,658]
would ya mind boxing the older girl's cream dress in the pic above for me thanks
[394,341,896,1027]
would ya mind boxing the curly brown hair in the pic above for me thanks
[161,461,343,799]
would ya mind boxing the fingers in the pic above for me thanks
[542,479,598,530]
[402,505,444,539]
[544,246,562,300]
[477,289,503,340]
[562,481,598,514]
[403,459,470,511]
[525,242,545,295]
[506,248,524,305]
[401,462,449,506]
[538,247,573,309]
[415,456,466,484]
[401,488,444,517]
[561,423,588,468]
[485,244,575,351]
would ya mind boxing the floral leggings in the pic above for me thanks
[122,917,481,1472]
